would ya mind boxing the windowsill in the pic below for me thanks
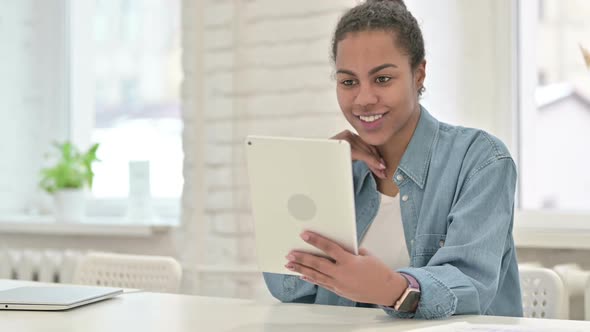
[514,210,590,250]
[0,215,178,237]
[3,211,589,247]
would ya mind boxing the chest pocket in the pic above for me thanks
[411,233,447,267]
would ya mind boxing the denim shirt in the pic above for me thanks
[263,107,523,319]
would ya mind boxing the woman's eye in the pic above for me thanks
[375,76,391,84]
[341,79,357,86]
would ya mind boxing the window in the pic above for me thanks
[0,1,182,221]
[518,0,590,213]
[80,0,183,202]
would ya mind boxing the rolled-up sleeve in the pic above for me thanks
[382,157,517,319]
[263,272,318,303]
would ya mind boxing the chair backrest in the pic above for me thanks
[519,266,568,319]
[553,263,590,320]
[73,252,182,293]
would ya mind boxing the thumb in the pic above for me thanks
[359,247,372,256]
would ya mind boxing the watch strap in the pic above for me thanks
[393,272,421,312]
[400,272,420,290]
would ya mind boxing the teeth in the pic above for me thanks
[359,114,383,123]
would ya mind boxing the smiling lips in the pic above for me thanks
[356,112,388,131]
[359,114,383,122]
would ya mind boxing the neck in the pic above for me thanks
[377,105,421,177]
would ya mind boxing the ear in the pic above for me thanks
[414,60,426,90]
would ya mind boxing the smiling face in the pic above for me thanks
[335,30,425,147]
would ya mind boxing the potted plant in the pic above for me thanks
[39,142,100,222]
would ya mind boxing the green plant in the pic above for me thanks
[39,142,100,194]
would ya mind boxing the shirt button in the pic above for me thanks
[402,195,409,202]
[396,174,404,181]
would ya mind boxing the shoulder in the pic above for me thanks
[435,122,516,181]
[438,121,513,162]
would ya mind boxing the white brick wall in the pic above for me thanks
[177,0,206,279]
[197,0,355,268]
[179,0,356,298]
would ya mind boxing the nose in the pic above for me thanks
[353,83,378,107]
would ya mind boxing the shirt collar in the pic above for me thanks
[354,105,439,192]
[397,105,439,190]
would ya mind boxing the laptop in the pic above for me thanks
[245,135,358,276]
[0,285,123,311]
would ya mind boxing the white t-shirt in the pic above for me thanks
[360,193,410,269]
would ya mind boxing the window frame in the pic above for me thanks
[513,0,590,249]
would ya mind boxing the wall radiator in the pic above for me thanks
[0,249,84,284]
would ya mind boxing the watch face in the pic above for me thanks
[398,290,421,312]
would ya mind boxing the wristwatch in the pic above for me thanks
[393,273,421,312]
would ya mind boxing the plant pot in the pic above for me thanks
[54,189,86,223]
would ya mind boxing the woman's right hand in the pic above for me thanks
[331,130,387,179]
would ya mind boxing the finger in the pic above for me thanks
[352,148,385,172]
[301,276,337,293]
[348,136,381,162]
[348,135,374,156]
[368,144,381,159]
[370,150,387,172]
[300,232,349,262]
[356,138,382,163]
[287,252,336,277]
[332,130,386,178]
[349,133,385,166]
[333,131,382,166]
[370,164,387,180]
[330,129,354,141]
[358,247,372,256]
[350,147,386,175]
[350,142,385,170]
[286,262,332,285]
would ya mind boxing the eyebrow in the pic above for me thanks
[336,63,398,76]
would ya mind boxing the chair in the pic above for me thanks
[553,263,590,320]
[518,261,542,269]
[519,266,568,319]
[73,252,182,293]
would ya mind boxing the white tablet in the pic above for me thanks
[245,135,358,276]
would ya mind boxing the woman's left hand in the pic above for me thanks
[285,231,407,306]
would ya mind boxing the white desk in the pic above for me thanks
[1,280,590,331]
